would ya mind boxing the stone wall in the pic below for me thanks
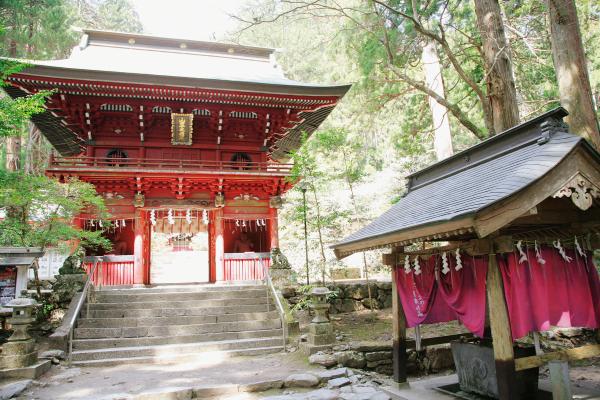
[283,281,393,313]
[308,341,455,376]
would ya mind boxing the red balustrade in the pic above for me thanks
[49,156,293,174]
[223,254,271,281]
[83,256,135,286]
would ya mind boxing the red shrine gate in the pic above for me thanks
[6,30,349,285]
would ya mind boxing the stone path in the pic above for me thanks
[13,351,317,400]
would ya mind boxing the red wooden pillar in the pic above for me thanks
[214,208,224,282]
[269,207,279,249]
[133,208,147,285]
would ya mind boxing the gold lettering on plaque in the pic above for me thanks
[171,113,193,145]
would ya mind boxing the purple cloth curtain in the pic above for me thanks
[394,254,488,337]
[498,248,600,339]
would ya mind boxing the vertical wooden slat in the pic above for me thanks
[391,265,408,384]
[487,254,519,400]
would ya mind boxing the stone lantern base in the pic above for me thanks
[0,339,38,369]
[0,298,51,379]
[0,360,51,380]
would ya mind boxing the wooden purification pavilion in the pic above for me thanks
[333,108,600,400]
[4,30,349,285]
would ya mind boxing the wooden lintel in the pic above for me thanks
[406,333,475,349]
[383,236,513,261]
[514,344,600,371]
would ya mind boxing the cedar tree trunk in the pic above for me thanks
[546,0,600,149]
[474,0,520,133]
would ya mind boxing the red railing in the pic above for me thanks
[49,156,293,174]
[223,253,271,281]
[83,256,135,286]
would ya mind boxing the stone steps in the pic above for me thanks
[88,297,269,310]
[86,304,271,319]
[70,337,283,362]
[70,345,282,367]
[74,319,282,339]
[72,328,283,350]
[95,288,268,302]
[98,284,260,294]
[77,311,280,328]
[70,284,284,365]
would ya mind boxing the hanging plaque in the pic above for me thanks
[171,113,193,145]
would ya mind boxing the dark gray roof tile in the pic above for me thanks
[334,110,585,251]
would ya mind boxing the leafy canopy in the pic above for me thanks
[0,171,111,250]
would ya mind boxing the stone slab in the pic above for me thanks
[133,386,192,400]
[317,367,349,382]
[0,379,31,400]
[238,379,284,392]
[0,360,51,380]
[300,342,333,356]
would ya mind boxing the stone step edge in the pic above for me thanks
[73,322,282,340]
[95,291,269,300]
[75,319,282,332]
[71,336,284,355]
[97,285,264,294]
[70,345,283,367]
[124,367,351,399]
[72,328,283,345]
[88,298,271,308]
[77,311,279,324]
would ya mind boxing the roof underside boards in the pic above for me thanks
[3,85,85,155]
[332,109,589,257]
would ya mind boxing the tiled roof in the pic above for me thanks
[12,29,350,96]
[333,108,594,254]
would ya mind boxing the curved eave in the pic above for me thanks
[14,64,352,98]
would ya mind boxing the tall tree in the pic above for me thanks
[546,0,600,149]
[473,0,520,132]
[421,39,454,159]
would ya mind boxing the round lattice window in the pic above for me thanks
[106,149,128,166]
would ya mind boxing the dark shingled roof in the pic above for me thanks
[333,108,595,255]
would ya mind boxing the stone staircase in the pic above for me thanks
[70,285,284,366]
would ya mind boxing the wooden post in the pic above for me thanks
[133,208,146,285]
[214,208,224,282]
[487,254,518,400]
[548,361,572,400]
[269,207,279,249]
[391,265,408,385]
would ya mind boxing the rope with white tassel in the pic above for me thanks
[553,239,573,263]
[574,237,585,257]
[455,248,463,271]
[534,241,546,265]
[404,255,411,274]
[441,252,450,275]
[413,256,421,275]
[516,240,528,264]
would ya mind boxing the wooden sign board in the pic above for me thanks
[171,113,193,145]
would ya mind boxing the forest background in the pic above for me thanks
[1,0,599,282]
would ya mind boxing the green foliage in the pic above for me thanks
[0,60,52,139]
[0,171,112,250]
[94,0,143,33]
[291,284,340,311]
